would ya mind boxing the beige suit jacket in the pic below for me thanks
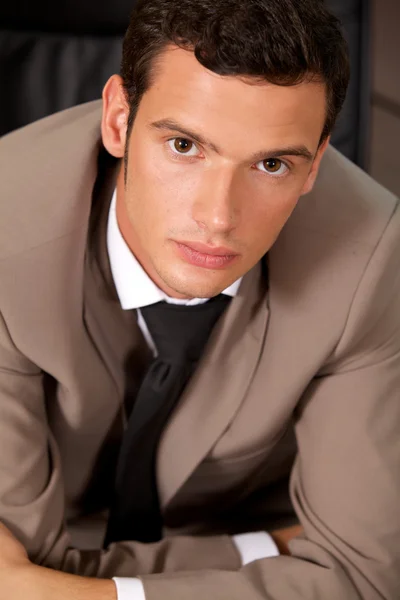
[0,101,399,599]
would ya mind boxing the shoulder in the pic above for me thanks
[267,147,400,359]
[294,146,398,247]
[0,100,104,261]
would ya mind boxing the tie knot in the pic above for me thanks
[140,295,231,363]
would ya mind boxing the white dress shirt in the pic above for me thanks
[107,191,279,600]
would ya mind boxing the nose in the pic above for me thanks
[191,167,239,235]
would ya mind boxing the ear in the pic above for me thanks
[300,135,330,196]
[101,75,130,158]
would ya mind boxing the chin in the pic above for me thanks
[156,255,237,298]
[163,273,225,300]
[186,281,229,299]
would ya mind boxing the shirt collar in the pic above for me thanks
[107,190,242,310]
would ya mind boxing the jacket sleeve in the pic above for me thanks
[138,200,400,600]
[0,309,240,578]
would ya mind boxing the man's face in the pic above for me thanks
[103,46,328,299]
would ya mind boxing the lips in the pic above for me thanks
[173,241,240,270]
[176,241,238,257]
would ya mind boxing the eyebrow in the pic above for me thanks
[149,118,315,163]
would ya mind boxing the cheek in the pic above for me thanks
[271,190,300,224]
[126,151,193,236]
[242,183,300,244]
[144,156,203,217]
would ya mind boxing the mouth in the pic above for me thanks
[173,240,240,270]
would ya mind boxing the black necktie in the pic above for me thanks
[104,294,231,546]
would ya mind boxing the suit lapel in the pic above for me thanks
[83,151,151,406]
[157,259,270,508]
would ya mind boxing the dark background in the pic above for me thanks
[369,0,400,197]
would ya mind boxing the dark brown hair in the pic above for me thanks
[121,0,350,143]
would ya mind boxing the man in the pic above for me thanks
[0,0,399,598]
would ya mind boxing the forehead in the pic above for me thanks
[139,46,327,154]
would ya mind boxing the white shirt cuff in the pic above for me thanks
[232,531,279,565]
[113,577,146,600]
[112,533,278,597]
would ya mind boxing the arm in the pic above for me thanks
[0,282,300,599]
[0,525,116,600]
[0,522,300,600]
[0,305,285,584]
[0,308,240,578]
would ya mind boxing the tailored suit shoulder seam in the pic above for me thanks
[321,197,400,368]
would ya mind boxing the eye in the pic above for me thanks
[168,137,200,157]
[255,158,289,177]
